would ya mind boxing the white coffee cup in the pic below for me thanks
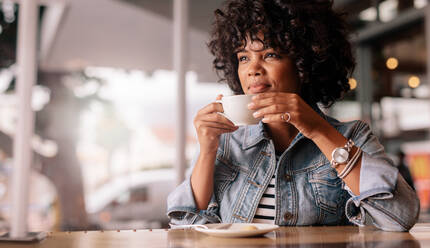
[216,94,261,126]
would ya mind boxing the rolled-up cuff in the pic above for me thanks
[343,152,397,226]
[345,197,366,226]
[167,178,221,224]
[347,152,398,203]
[342,152,421,231]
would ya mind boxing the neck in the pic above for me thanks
[265,122,299,154]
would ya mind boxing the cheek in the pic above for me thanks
[238,66,248,92]
[277,66,299,92]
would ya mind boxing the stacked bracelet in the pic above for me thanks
[338,148,362,179]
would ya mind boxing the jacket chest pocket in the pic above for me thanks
[214,157,239,200]
[308,165,347,223]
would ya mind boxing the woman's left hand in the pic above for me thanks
[248,92,329,139]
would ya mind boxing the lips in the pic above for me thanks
[248,83,271,94]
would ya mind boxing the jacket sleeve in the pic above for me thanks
[166,143,223,225]
[344,121,420,231]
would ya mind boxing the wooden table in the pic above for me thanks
[1,224,430,247]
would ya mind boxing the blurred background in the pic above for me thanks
[0,0,429,231]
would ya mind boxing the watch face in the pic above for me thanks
[334,148,349,164]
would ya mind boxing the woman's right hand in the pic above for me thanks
[193,94,238,154]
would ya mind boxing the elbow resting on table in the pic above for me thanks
[370,179,420,232]
[383,193,420,232]
[402,191,420,231]
[347,173,421,232]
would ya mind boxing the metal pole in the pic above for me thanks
[11,0,38,238]
[356,45,373,125]
[174,0,188,185]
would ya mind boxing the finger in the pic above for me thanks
[253,92,298,100]
[196,120,237,132]
[261,113,292,123]
[249,95,286,111]
[197,102,223,115]
[252,92,279,100]
[252,104,288,119]
[249,96,280,110]
[199,113,236,127]
[250,92,300,109]
[198,121,238,133]
[216,94,223,101]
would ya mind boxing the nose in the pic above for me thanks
[247,59,264,77]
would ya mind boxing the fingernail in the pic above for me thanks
[262,118,268,122]
[252,95,257,100]
[253,111,260,117]
[247,102,255,109]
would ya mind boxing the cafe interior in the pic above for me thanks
[0,0,430,246]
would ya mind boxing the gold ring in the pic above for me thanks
[280,112,291,122]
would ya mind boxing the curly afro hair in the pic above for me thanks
[208,0,355,107]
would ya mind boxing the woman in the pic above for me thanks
[167,0,419,231]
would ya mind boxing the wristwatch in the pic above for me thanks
[330,139,354,168]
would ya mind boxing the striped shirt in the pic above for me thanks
[253,174,276,223]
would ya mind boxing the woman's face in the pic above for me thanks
[237,37,300,95]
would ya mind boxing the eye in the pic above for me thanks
[265,52,281,59]
[238,55,248,62]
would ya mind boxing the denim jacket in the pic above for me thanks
[167,112,420,231]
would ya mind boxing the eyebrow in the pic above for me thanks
[236,47,270,53]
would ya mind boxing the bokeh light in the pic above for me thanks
[408,76,420,88]
[386,57,398,70]
[349,78,357,90]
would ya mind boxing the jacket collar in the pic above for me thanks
[241,103,327,150]
[242,121,269,150]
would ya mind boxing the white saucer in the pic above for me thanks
[194,223,279,238]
